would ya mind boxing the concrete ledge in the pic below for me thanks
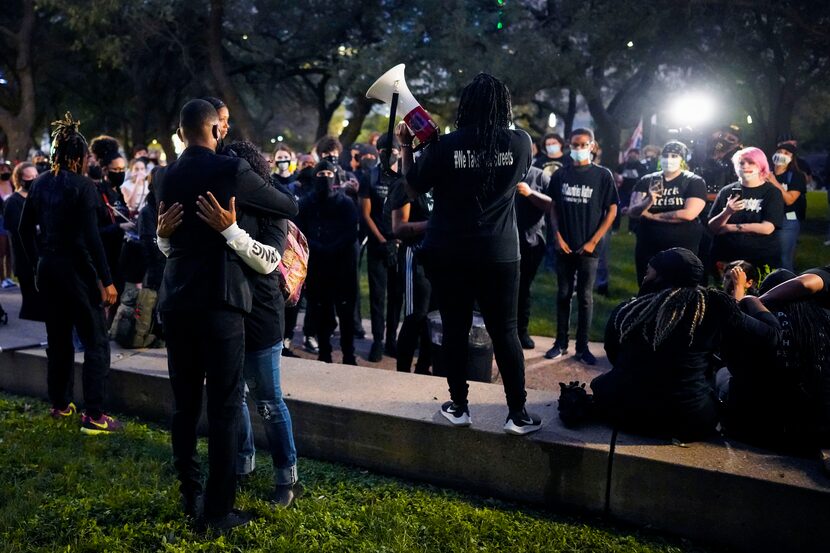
[3,348,830,552]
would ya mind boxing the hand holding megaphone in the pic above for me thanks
[366,64,439,148]
[394,122,413,145]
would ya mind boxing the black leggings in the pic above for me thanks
[426,256,526,412]
[396,246,432,374]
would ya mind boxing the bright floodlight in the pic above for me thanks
[668,93,716,128]
[548,112,557,128]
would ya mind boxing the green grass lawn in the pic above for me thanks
[0,393,716,553]
[360,191,830,342]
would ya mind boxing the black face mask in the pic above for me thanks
[87,165,104,180]
[0,173,10,181]
[359,158,376,171]
[35,162,50,174]
[313,175,337,199]
[323,155,339,166]
[383,152,399,168]
[108,171,126,187]
[21,178,34,191]
[138,156,151,165]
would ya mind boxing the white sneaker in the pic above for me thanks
[1,278,17,289]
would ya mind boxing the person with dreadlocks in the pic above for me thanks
[396,72,541,435]
[591,248,753,441]
[18,113,122,434]
[628,140,707,285]
[720,268,830,459]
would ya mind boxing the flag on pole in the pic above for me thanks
[620,118,643,164]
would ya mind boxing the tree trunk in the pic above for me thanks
[157,133,176,164]
[584,94,621,169]
[563,89,577,138]
[338,94,372,147]
[207,0,258,142]
[0,0,36,163]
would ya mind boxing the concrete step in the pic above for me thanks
[2,344,829,553]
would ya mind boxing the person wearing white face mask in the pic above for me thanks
[766,142,807,271]
[627,141,708,284]
[533,132,570,178]
[708,147,785,278]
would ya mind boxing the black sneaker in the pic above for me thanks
[504,408,542,435]
[384,341,398,358]
[272,481,304,508]
[355,327,367,340]
[544,343,567,360]
[200,509,254,533]
[519,333,535,349]
[596,283,609,297]
[368,341,383,362]
[342,355,358,366]
[574,348,597,366]
[181,491,204,520]
[303,336,319,354]
[439,401,471,427]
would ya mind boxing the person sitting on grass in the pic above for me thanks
[590,248,741,441]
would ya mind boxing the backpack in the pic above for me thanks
[111,286,159,348]
[278,220,309,307]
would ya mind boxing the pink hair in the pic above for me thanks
[731,147,770,179]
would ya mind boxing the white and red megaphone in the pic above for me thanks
[366,64,439,147]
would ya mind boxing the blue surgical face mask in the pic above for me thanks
[570,149,591,163]
[546,144,561,156]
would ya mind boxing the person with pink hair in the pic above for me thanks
[707,146,785,276]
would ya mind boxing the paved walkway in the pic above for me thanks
[0,287,608,391]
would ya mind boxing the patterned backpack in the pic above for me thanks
[278,220,309,307]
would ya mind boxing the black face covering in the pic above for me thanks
[20,178,34,191]
[87,165,104,180]
[323,155,339,166]
[313,175,337,199]
[107,171,126,187]
[0,173,10,181]
[35,162,50,174]
[138,156,151,165]
[296,167,313,186]
[359,157,376,171]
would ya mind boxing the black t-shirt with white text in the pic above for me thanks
[547,163,618,256]
[406,127,532,262]
[708,181,785,268]
[634,171,707,249]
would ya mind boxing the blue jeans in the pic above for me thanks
[237,342,298,486]
[779,217,800,272]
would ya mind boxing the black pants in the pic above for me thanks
[307,249,357,359]
[426,256,526,412]
[635,227,702,285]
[517,241,545,336]
[555,252,598,351]
[396,246,432,374]
[284,287,316,341]
[38,257,110,418]
[367,242,402,345]
[163,308,245,520]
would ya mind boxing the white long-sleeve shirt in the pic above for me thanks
[157,223,280,275]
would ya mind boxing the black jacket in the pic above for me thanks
[154,146,297,313]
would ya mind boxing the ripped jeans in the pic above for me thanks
[237,342,298,486]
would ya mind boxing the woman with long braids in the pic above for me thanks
[18,113,122,434]
[591,248,762,441]
[397,73,541,435]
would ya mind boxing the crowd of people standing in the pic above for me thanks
[1,73,829,530]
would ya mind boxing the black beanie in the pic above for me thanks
[648,248,704,288]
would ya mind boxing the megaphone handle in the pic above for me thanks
[384,92,399,169]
